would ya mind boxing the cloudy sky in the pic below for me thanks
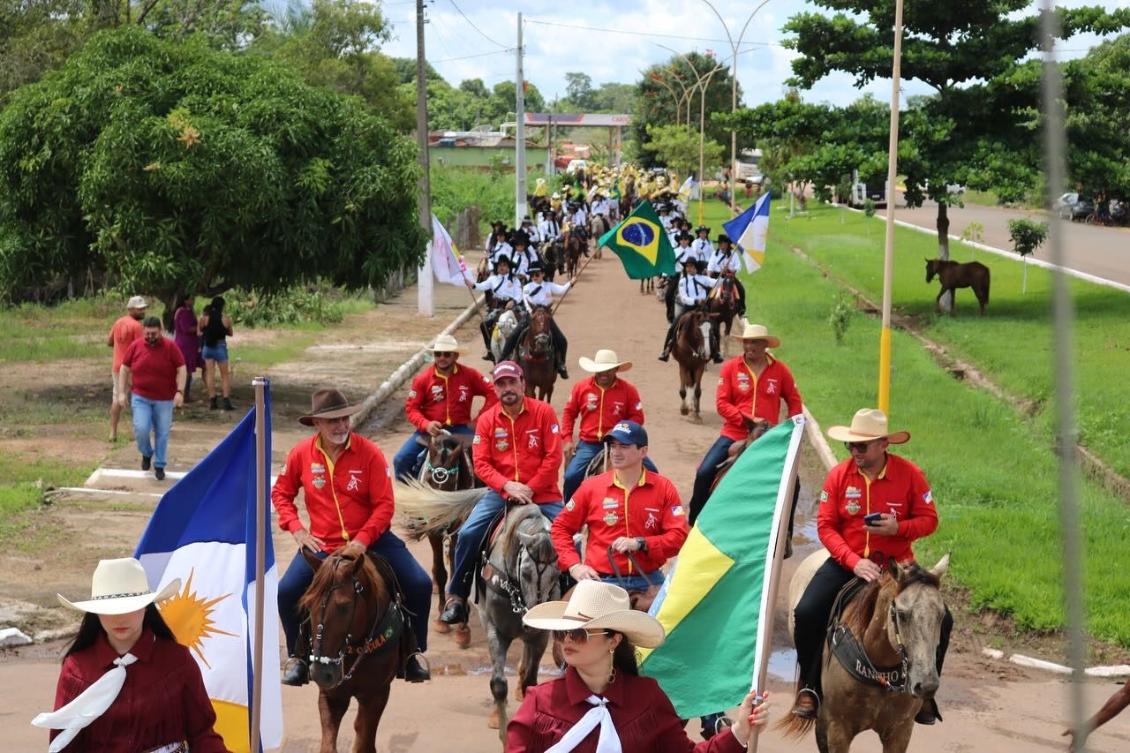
[377,0,1129,111]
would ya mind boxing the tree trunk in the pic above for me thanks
[161,289,183,332]
[936,202,953,313]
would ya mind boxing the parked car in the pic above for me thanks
[1055,192,1095,221]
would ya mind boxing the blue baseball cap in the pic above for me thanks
[602,420,648,447]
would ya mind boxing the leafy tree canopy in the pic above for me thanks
[641,123,725,178]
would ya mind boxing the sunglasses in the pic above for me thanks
[552,628,611,644]
[434,351,455,358]
[844,440,877,452]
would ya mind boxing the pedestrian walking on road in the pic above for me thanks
[172,294,201,403]
[32,557,231,753]
[118,316,186,481]
[106,295,146,442]
[197,296,233,410]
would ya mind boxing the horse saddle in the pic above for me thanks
[825,578,906,691]
[474,508,513,602]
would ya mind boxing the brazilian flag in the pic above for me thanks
[610,179,621,202]
[639,417,805,718]
[598,199,675,279]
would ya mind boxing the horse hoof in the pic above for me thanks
[680,406,689,416]
[692,414,703,424]
[487,708,501,729]
[454,624,471,649]
[432,619,451,634]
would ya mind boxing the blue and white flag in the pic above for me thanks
[723,193,772,274]
[135,387,283,753]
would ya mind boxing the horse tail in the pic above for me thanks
[982,265,991,303]
[394,479,490,539]
[775,711,817,739]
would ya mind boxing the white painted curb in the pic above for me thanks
[979,648,1130,678]
[803,406,838,472]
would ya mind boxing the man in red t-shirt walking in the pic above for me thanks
[117,316,186,480]
[106,295,147,441]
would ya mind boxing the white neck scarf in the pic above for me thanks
[32,652,138,752]
[545,695,622,753]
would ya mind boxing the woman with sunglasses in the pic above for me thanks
[507,580,769,752]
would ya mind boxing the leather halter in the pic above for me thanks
[481,512,557,614]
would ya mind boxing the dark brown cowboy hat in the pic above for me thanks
[299,389,362,426]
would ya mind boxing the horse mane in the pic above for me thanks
[840,562,941,635]
[499,505,551,563]
[298,552,386,613]
[896,562,941,592]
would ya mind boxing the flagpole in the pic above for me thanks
[877,0,905,415]
[250,377,268,753]
[550,253,595,316]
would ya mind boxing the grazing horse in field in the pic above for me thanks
[300,550,404,753]
[782,552,951,753]
[517,305,557,402]
[707,272,740,357]
[670,308,712,422]
[925,258,990,315]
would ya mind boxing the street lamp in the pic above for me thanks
[700,0,772,214]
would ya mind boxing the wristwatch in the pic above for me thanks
[635,537,647,552]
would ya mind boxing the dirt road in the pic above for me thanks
[2,254,1128,752]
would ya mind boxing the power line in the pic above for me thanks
[447,0,511,49]
[523,17,782,48]
[432,48,514,63]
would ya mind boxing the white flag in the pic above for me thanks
[430,214,469,286]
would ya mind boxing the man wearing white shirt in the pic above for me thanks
[658,257,718,362]
[706,234,747,317]
[538,210,561,245]
[520,216,541,248]
[467,256,524,360]
[591,193,612,218]
[498,263,572,379]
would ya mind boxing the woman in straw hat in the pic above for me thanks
[32,557,230,752]
[507,580,769,752]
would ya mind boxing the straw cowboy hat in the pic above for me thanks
[826,408,910,445]
[431,334,461,354]
[299,388,363,426]
[730,322,781,348]
[523,580,665,648]
[57,558,180,616]
[578,349,633,374]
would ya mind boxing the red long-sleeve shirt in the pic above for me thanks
[715,355,803,441]
[561,376,646,443]
[404,363,496,430]
[51,629,230,753]
[817,454,938,571]
[472,397,563,503]
[507,667,746,753]
[272,432,394,550]
[551,470,688,576]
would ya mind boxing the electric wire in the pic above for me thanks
[447,0,511,49]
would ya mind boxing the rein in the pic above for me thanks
[482,516,557,614]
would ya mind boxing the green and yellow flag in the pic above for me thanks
[639,417,805,718]
[598,199,675,279]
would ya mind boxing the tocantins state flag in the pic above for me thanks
[598,199,676,279]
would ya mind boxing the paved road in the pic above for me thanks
[882,199,1130,286]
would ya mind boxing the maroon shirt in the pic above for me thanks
[51,628,230,753]
[507,667,745,753]
[121,337,185,401]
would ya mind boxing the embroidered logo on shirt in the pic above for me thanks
[312,477,326,489]
[585,393,598,411]
[671,505,685,516]
[736,373,751,392]
[346,470,362,492]
[846,501,861,515]
[430,385,444,402]
[923,490,933,505]
[601,498,618,509]
[551,423,560,434]
[612,401,625,416]
[473,434,482,445]
[565,499,576,511]
[603,512,619,526]
[407,390,417,398]
[819,490,830,503]
[645,512,659,530]
[311,463,326,474]
[765,378,779,395]
[458,385,470,403]
[527,432,540,449]
[496,440,510,451]
[845,486,862,500]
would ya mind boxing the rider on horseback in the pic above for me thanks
[692,225,714,258]
[498,263,571,379]
[664,232,710,324]
[791,409,951,726]
[568,202,589,251]
[520,216,541,251]
[538,209,561,247]
[658,256,717,362]
[706,234,747,317]
[486,228,513,273]
[509,232,540,282]
[467,256,524,361]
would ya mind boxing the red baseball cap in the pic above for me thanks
[492,360,524,381]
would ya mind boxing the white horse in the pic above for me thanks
[490,309,519,363]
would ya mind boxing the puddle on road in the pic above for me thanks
[466,664,565,678]
[767,648,798,681]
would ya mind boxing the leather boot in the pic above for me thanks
[915,697,942,725]
[404,653,431,683]
[281,657,309,686]
[439,597,468,625]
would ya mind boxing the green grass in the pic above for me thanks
[0,455,93,542]
[698,201,1130,645]
[769,203,1130,481]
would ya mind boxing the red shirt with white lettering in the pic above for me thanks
[121,336,185,400]
[560,376,646,443]
[715,354,803,441]
[272,432,394,550]
[404,363,496,430]
[551,470,688,576]
[817,453,938,571]
[472,397,563,503]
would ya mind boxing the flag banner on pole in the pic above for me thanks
[639,416,805,718]
[598,199,676,279]
[723,193,772,274]
[135,389,283,753]
[429,213,469,286]
[678,175,697,201]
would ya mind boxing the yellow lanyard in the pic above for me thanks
[316,438,351,543]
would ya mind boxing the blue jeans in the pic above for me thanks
[448,491,563,600]
[131,395,174,469]
[277,529,433,656]
[392,424,475,481]
[689,436,735,525]
[563,441,659,502]
[600,572,663,592]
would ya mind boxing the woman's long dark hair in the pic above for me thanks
[609,631,640,677]
[63,604,176,660]
[174,294,194,311]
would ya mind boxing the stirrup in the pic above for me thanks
[791,687,820,719]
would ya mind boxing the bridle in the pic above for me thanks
[881,602,911,693]
[484,517,558,614]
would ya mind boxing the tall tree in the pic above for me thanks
[564,71,596,110]
[642,124,725,178]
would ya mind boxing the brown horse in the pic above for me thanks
[299,550,403,753]
[925,258,990,315]
[707,272,740,357]
[563,229,586,278]
[783,551,951,753]
[517,305,557,402]
[542,239,565,281]
[671,308,712,422]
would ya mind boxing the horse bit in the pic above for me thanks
[309,564,397,687]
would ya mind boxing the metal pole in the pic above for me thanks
[514,13,527,226]
[249,377,268,753]
[1039,3,1087,751]
[877,0,904,415]
[415,0,434,317]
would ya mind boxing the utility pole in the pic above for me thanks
[415,0,434,316]
[514,12,527,226]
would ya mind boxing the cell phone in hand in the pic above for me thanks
[863,512,883,526]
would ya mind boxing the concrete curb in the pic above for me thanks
[980,647,1130,678]
[803,406,838,472]
[350,294,485,429]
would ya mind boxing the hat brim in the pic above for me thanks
[578,357,632,374]
[57,578,181,616]
[730,333,781,348]
[826,425,910,445]
[299,403,363,427]
[522,600,666,649]
[430,344,462,354]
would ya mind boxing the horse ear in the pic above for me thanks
[888,558,903,582]
[302,548,322,571]
[929,553,951,580]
